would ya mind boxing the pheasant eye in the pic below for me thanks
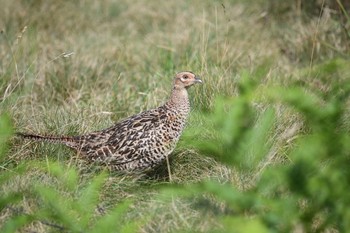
[183,75,188,79]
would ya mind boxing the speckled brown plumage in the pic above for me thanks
[18,71,202,171]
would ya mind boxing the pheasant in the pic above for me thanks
[18,71,202,172]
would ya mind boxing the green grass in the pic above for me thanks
[1,0,350,232]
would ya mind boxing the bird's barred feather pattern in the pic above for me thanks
[18,72,202,172]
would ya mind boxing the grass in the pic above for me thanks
[1,0,350,232]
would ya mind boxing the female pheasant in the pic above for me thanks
[18,72,202,171]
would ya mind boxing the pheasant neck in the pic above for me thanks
[167,87,190,116]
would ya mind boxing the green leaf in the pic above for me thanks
[1,215,34,233]
[237,107,275,170]
[0,193,23,209]
[35,185,80,232]
[46,162,79,192]
[75,172,107,228]
[0,114,13,158]
[90,200,138,233]
[221,216,269,233]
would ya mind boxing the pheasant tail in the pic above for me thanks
[16,132,76,146]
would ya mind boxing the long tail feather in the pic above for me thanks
[16,132,76,145]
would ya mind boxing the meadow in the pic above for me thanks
[1,0,350,232]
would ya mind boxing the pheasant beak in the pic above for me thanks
[195,76,203,84]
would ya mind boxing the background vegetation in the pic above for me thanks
[1,0,349,232]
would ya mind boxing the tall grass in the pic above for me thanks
[1,0,349,232]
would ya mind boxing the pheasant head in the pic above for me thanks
[173,71,202,90]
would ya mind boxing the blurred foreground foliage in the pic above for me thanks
[165,58,350,232]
